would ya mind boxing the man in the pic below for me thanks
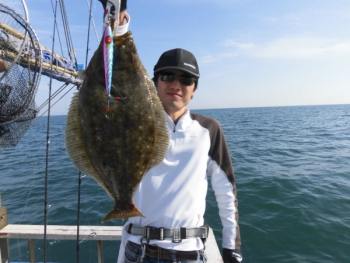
[99,1,242,262]
[118,48,242,263]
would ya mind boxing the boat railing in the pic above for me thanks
[0,207,223,263]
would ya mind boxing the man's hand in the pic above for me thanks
[98,0,127,25]
[223,248,243,263]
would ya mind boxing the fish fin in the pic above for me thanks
[77,70,86,80]
[146,77,170,168]
[102,206,145,222]
[65,92,113,196]
[65,92,95,175]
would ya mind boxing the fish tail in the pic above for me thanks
[102,206,145,222]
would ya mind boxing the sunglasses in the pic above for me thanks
[158,73,197,86]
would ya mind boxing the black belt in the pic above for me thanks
[146,244,198,261]
[130,242,198,261]
[127,223,208,243]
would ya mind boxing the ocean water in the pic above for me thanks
[0,104,349,263]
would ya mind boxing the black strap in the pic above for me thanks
[127,223,133,234]
[127,224,208,242]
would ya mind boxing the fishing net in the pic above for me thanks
[0,3,42,150]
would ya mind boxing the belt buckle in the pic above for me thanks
[144,227,151,239]
[172,227,185,243]
[144,226,165,240]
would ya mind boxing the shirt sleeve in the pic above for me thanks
[206,120,241,250]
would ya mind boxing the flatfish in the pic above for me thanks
[65,31,169,222]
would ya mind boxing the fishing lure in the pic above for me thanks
[103,0,121,114]
[103,23,113,112]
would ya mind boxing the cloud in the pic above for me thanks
[200,51,240,65]
[259,13,306,26]
[254,37,350,58]
[143,0,239,7]
[220,36,350,59]
[223,40,255,50]
[201,55,217,64]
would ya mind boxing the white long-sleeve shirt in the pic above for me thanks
[117,110,241,262]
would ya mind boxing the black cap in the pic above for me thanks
[154,48,200,78]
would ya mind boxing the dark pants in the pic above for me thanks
[124,241,207,263]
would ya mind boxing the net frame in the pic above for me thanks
[0,3,42,149]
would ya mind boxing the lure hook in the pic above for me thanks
[105,106,114,119]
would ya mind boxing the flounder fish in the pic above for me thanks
[65,31,169,222]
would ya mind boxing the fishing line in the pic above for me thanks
[59,0,78,67]
[85,0,94,68]
[79,232,97,244]
[19,159,40,224]
[43,0,59,262]
[14,159,39,262]
[49,0,64,59]
[34,84,75,121]
[85,0,100,43]
[36,83,70,112]
[15,239,22,262]
[75,0,96,261]
[49,0,79,69]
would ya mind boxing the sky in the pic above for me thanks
[6,0,350,115]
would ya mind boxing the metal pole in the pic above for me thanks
[20,0,29,22]
[76,172,82,263]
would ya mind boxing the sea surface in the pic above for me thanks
[0,104,349,263]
